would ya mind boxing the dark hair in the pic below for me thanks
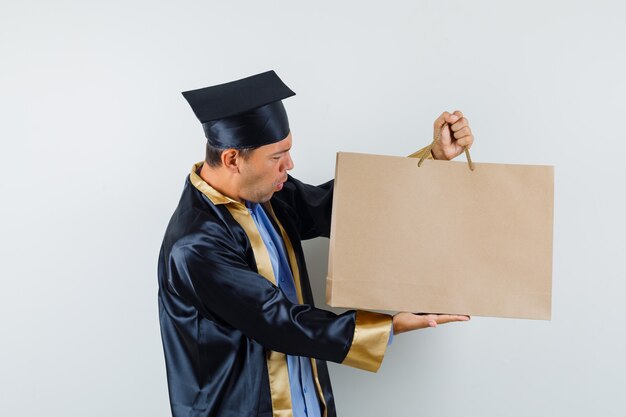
[205,142,257,167]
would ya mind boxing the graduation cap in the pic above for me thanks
[182,70,296,149]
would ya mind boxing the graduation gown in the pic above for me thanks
[158,163,392,417]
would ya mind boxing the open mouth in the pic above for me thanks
[275,178,287,190]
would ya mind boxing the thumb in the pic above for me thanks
[439,122,452,146]
[434,111,460,130]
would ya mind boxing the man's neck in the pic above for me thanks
[199,162,243,203]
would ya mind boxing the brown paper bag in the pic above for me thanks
[326,152,554,320]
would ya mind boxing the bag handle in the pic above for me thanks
[417,124,475,171]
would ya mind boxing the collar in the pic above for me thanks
[189,161,245,208]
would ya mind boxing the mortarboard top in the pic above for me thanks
[182,71,296,149]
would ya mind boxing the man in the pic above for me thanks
[158,70,473,417]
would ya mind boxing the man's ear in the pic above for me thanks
[221,149,240,173]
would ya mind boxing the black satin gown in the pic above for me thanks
[158,172,360,417]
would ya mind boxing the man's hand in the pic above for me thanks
[392,312,470,335]
[431,111,474,160]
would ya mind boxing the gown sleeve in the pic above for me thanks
[165,227,390,371]
[275,176,334,240]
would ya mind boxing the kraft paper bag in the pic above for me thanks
[326,152,554,320]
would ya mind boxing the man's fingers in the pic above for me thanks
[419,313,470,323]
[449,120,473,149]
[434,112,460,130]
[439,123,452,146]
[450,119,469,132]
[450,119,471,142]
[431,110,474,160]
[433,112,449,130]
[452,126,472,138]
[455,137,473,148]
[394,312,470,333]
[435,314,471,324]
[446,113,460,124]
[415,313,470,325]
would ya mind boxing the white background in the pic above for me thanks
[1,1,625,416]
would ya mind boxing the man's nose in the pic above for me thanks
[284,153,294,171]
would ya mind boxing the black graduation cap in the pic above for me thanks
[182,70,296,149]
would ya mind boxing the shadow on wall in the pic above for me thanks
[302,238,348,315]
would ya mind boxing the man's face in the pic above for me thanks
[238,133,294,203]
